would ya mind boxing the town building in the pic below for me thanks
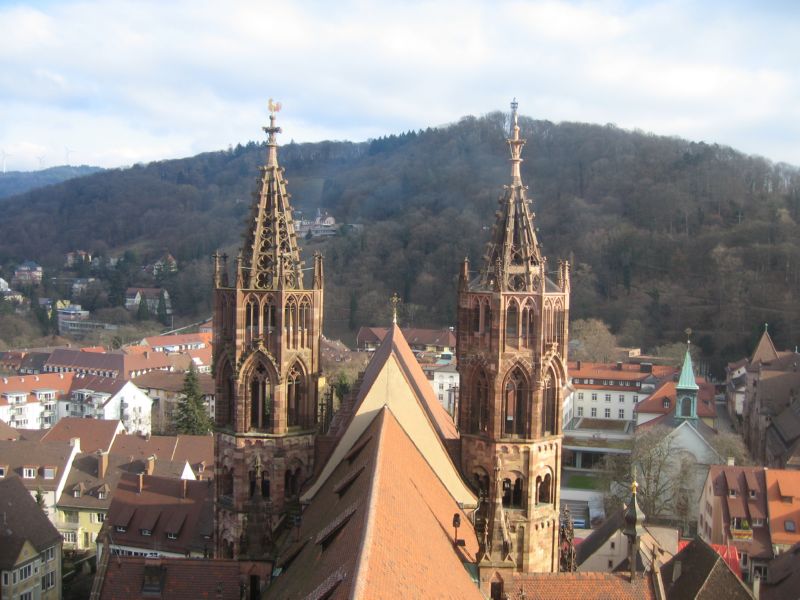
[11,261,43,286]
[65,250,92,268]
[40,416,124,453]
[660,537,753,599]
[124,287,172,315]
[44,347,174,380]
[138,332,212,353]
[131,370,214,434]
[0,372,73,429]
[0,477,62,600]
[423,360,459,415]
[0,437,80,521]
[101,473,214,559]
[110,432,213,481]
[152,252,178,276]
[356,325,456,355]
[62,375,153,435]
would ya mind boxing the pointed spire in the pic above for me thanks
[239,102,304,290]
[390,293,401,325]
[677,343,699,392]
[479,99,543,292]
[751,324,779,364]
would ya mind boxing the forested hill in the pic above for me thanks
[0,165,103,199]
[1,112,799,373]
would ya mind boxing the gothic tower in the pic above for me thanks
[213,106,325,559]
[456,100,570,586]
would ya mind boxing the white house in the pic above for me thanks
[0,373,74,429]
[60,375,153,435]
[425,362,459,416]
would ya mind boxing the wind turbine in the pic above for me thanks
[64,146,74,166]
[0,149,12,174]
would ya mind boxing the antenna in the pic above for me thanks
[0,149,12,174]
[37,155,46,170]
[64,146,75,166]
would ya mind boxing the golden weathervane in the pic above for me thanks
[268,98,282,115]
[390,293,401,325]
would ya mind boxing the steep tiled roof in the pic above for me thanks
[752,330,780,365]
[105,473,214,556]
[0,439,76,492]
[576,509,624,566]
[97,557,243,600]
[0,477,61,569]
[110,433,213,476]
[266,407,481,600]
[140,332,212,350]
[69,374,127,396]
[505,571,655,599]
[661,537,752,599]
[635,380,716,418]
[0,419,21,440]
[766,470,800,548]
[569,361,676,383]
[762,541,800,600]
[41,417,123,453]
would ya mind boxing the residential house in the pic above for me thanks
[0,372,74,429]
[0,351,25,374]
[12,261,43,286]
[124,287,172,315]
[70,277,97,299]
[62,375,153,435]
[0,438,80,522]
[635,378,717,429]
[138,332,211,353]
[65,250,92,268]
[422,361,459,416]
[760,541,800,600]
[44,347,174,380]
[355,325,456,355]
[698,465,772,583]
[152,253,178,276]
[18,352,51,375]
[566,360,676,425]
[764,469,800,555]
[101,474,214,559]
[131,370,214,434]
[110,432,213,481]
[660,537,753,599]
[57,450,196,553]
[0,277,8,292]
[726,358,749,429]
[0,477,62,600]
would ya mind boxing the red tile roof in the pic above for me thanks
[0,372,74,406]
[766,470,800,547]
[635,380,716,418]
[505,571,655,599]
[98,557,243,600]
[41,417,124,453]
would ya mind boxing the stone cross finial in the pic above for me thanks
[390,293,401,325]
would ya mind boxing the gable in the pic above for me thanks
[303,348,475,508]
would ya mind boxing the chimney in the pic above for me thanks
[70,437,81,452]
[97,451,109,479]
[146,455,156,476]
[672,560,682,584]
[576,360,582,370]
[181,479,188,499]
[144,351,149,359]
[138,472,144,493]
[727,456,735,466]
[616,361,623,371]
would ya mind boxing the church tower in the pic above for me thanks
[212,104,325,559]
[456,100,570,585]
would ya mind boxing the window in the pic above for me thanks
[619,394,624,403]
[141,529,152,536]
[591,393,597,402]
[115,526,127,533]
[741,552,748,566]
[45,547,55,561]
[662,399,670,408]
[0,466,5,478]
[785,520,796,532]
[633,395,639,403]
[729,489,737,498]
[43,467,55,479]
[605,394,611,402]
[577,393,584,400]
[95,513,106,523]
[18,563,32,580]
[619,409,625,419]
[41,571,56,590]
[591,408,597,417]
[97,490,107,500]
[63,510,78,524]
[610,541,615,550]
[577,406,583,417]
[749,489,756,499]
[608,560,613,569]
[2,572,6,585]
[753,518,763,527]
[604,408,611,418]
[23,467,36,479]
[20,592,32,600]
[167,532,178,540]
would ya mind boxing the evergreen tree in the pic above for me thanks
[136,296,150,321]
[174,365,212,435]
[157,292,169,326]
[49,302,60,335]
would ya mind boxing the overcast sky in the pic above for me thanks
[1,0,799,171]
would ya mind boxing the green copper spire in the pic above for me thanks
[677,348,699,391]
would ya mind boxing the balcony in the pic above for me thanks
[730,517,753,541]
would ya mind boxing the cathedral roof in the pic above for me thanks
[267,407,481,599]
[239,108,304,290]
[302,324,470,506]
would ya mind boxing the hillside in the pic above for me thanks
[0,165,104,199]
[1,113,799,374]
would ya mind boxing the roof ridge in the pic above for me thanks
[351,407,389,600]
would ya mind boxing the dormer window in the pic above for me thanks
[141,529,152,536]
[0,466,6,478]
[663,399,670,409]
[23,467,36,479]
[729,489,737,498]
[43,467,56,480]
[115,525,127,533]
[749,489,756,499]
[97,491,106,500]
[785,520,796,533]
[167,532,177,540]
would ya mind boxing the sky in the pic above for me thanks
[1,0,799,171]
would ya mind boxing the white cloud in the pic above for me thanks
[0,0,799,170]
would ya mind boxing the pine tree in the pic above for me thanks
[136,296,150,321]
[174,365,212,435]
[157,292,169,326]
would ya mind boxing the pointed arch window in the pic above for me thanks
[298,299,311,348]
[541,369,557,436]
[471,298,481,333]
[249,362,272,431]
[521,300,536,348]
[504,369,527,437]
[680,396,693,417]
[506,301,519,349]
[284,297,298,349]
[538,472,552,505]
[244,296,260,346]
[471,370,490,434]
[287,364,307,428]
[262,296,276,350]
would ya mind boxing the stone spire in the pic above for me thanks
[623,480,646,580]
[240,101,304,290]
[480,99,543,292]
